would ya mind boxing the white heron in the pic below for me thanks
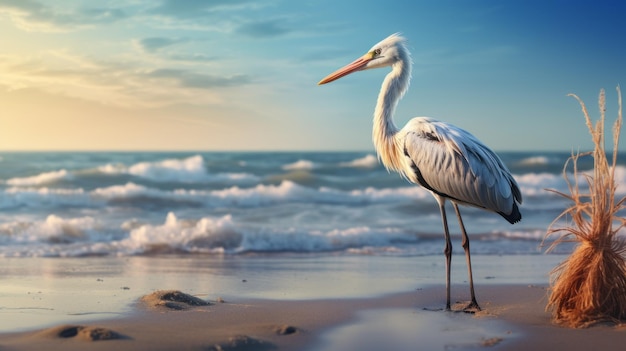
[318,33,522,311]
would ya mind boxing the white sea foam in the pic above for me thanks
[501,229,546,241]
[127,155,206,181]
[5,186,85,196]
[125,212,414,254]
[340,154,379,168]
[2,175,561,211]
[282,159,315,171]
[0,181,341,209]
[613,166,626,195]
[98,155,258,183]
[6,169,73,186]
[0,210,555,257]
[514,165,626,197]
[516,156,551,166]
[0,213,411,255]
[0,151,605,258]
[36,215,100,243]
[514,172,566,196]
[125,212,240,253]
[209,182,305,205]
[1,187,89,209]
[206,182,428,207]
[0,215,102,245]
[347,186,429,201]
[92,182,155,198]
[97,163,126,174]
[4,155,257,189]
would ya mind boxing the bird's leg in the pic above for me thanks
[438,200,452,311]
[453,203,481,312]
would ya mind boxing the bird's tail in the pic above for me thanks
[498,203,521,224]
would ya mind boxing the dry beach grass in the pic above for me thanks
[546,87,626,327]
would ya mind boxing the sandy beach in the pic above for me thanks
[1,254,624,350]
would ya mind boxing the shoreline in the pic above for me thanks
[1,254,625,350]
[1,284,625,350]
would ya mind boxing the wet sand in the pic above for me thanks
[0,255,625,350]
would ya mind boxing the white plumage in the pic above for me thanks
[319,33,522,311]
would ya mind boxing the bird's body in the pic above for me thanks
[395,117,521,224]
[319,33,522,311]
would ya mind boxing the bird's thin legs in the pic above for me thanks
[438,200,453,311]
[453,203,481,311]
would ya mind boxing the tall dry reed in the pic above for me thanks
[545,87,626,327]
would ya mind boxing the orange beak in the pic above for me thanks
[318,54,373,85]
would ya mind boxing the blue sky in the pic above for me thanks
[0,0,624,151]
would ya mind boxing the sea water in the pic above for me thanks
[0,151,619,257]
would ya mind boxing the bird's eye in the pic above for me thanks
[374,48,382,56]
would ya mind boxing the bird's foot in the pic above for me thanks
[423,302,480,313]
[462,300,481,314]
[448,300,481,313]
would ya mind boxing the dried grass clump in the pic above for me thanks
[545,87,626,328]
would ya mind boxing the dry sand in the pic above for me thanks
[1,283,625,351]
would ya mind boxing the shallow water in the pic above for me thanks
[0,254,563,333]
[310,308,515,351]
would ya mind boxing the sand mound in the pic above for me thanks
[141,290,211,310]
[39,325,126,341]
[274,324,298,335]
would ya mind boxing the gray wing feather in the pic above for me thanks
[400,117,522,214]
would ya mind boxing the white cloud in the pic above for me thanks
[0,50,255,108]
[0,0,127,32]
[0,0,320,109]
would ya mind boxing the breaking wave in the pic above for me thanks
[0,212,548,257]
[340,154,379,168]
[1,181,430,210]
[282,160,316,171]
[6,169,73,186]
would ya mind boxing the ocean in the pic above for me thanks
[0,151,619,258]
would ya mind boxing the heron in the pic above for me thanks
[318,33,522,311]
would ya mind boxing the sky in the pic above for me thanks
[0,0,624,152]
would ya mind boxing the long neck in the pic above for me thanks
[372,54,411,172]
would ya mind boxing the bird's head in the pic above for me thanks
[318,33,408,85]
